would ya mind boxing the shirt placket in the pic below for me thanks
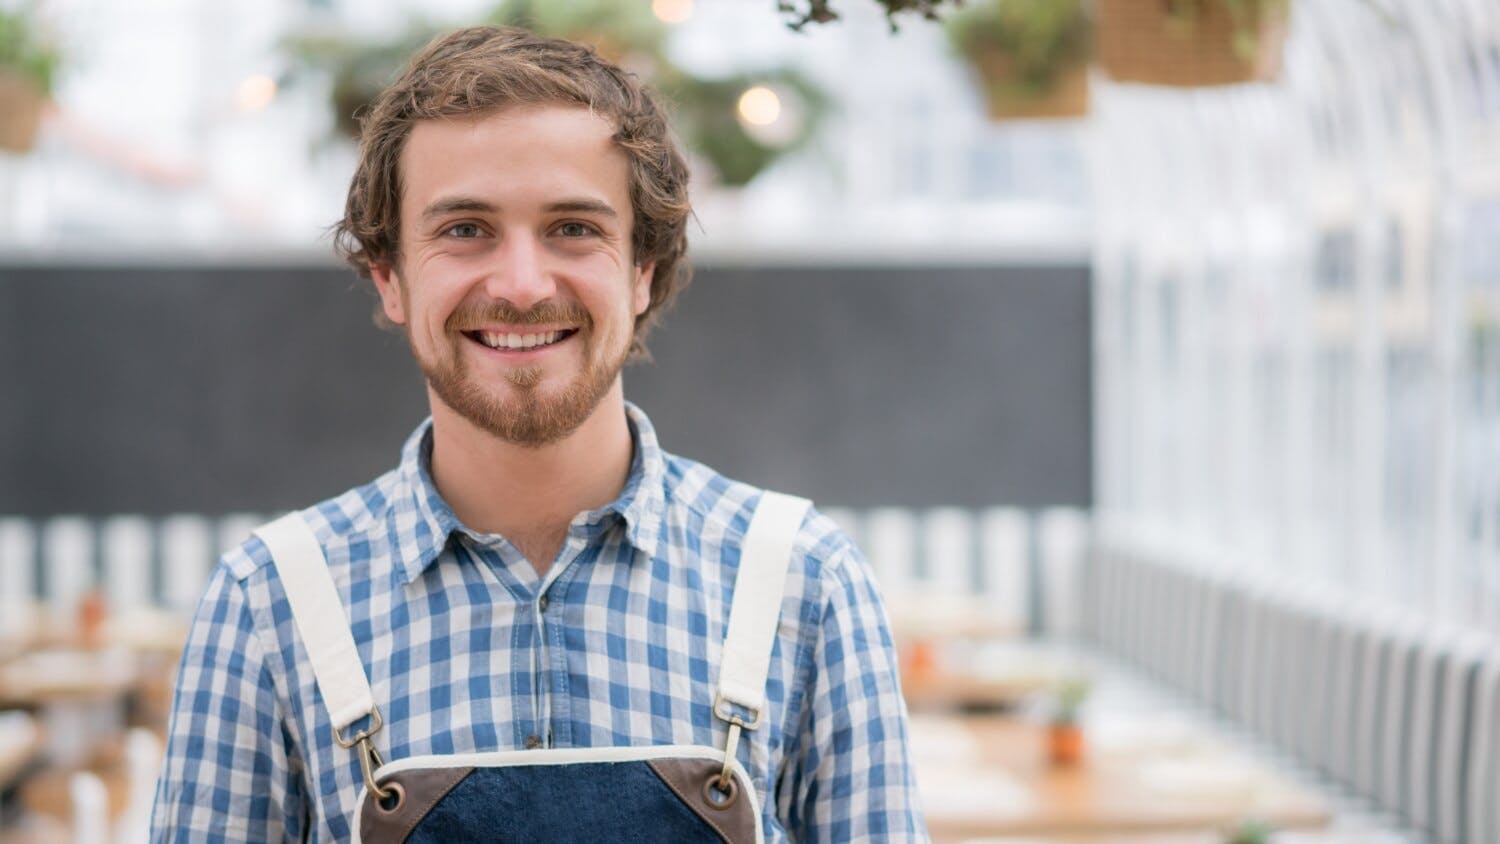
[454,538,546,750]
[532,523,606,748]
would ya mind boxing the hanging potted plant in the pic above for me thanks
[1096,0,1290,87]
[0,5,59,154]
[943,0,1091,121]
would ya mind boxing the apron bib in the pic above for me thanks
[255,492,811,844]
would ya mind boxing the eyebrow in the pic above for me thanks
[420,197,497,223]
[544,198,618,218]
[419,196,620,223]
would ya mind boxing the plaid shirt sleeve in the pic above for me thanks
[151,560,307,842]
[776,538,929,842]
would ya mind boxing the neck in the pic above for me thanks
[426,381,635,542]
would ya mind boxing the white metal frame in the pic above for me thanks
[1093,0,1500,632]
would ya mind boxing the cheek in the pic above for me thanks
[407,275,462,332]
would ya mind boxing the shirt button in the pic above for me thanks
[538,595,549,612]
[525,734,543,749]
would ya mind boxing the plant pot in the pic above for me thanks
[973,51,1090,120]
[0,72,46,154]
[1096,0,1288,87]
[1047,722,1085,766]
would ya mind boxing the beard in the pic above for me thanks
[413,298,628,448]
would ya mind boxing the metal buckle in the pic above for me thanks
[712,693,762,730]
[331,706,392,801]
[332,706,384,748]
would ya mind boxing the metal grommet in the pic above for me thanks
[701,773,738,810]
[374,781,405,814]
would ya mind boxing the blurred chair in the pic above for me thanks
[102,517,153,614]
[159,516,214,615]
[0,517,36,640]
[1466,653,1500,844]
[980,507,1031,634]
[115,727,160,844]
[43,517,93,621]
[69,770,108,844]
[1087,531,1499,844]
[834,505,1088,640]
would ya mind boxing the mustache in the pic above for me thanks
[447,300,591,331]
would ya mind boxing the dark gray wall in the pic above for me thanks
[0,261,1090,515]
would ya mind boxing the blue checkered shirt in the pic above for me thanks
[151,404,927,842]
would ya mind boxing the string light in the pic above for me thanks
[736,86,781,128]
[651,0,693,24]
[233,75,277,113]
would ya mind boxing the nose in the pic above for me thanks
[483,231,556,310]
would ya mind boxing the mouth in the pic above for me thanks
[462,327,579,354]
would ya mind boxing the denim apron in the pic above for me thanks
[254,492,811,844]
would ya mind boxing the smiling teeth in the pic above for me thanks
[477,330,565,350]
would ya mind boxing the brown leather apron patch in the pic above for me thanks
[646,758,759,844]
[358,765,476,844]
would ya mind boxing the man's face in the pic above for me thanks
[370,104,653,447]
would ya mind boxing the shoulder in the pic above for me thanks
[658,452,873,604]
[219,468,406,589]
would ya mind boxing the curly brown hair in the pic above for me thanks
[332,25,693,359]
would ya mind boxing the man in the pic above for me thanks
[152,25,925,842]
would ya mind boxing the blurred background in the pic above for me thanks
[0,0,1496,841]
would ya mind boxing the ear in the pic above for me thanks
[369,261,408,325]
[632,262,655,317]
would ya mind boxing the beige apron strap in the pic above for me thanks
[254,513,377,732]
[711,491,811,790]
[716,492,812,718]
[255,513,393,801]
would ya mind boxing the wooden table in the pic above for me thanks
[898,637,1073,711]
[914,714,1332,841]
[0,649,139,709]
[902,667,1051,711]
[0,605,187,658]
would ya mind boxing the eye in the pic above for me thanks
[555,221,597,238]
[444,222,483,239]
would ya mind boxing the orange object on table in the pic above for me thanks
[76,593,108,650]
[1048,721,1085,766]
[905,638,938,679]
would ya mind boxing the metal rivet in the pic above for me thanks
[375,781,405,814]
[701,774,738,810]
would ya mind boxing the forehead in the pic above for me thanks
[398,104,629,218]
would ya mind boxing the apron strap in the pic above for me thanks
[253,512,378,733]
[714,491,813,726]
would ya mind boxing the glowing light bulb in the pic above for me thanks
[651,0,693,24]
[736,86,781,128]
[233,75,277,113]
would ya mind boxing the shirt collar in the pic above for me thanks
[393,401,666,584]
